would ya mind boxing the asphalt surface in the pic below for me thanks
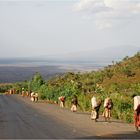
[0,94,140,139]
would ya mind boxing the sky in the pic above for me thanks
[0,0,140,61]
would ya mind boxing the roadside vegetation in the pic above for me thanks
[1,51,140,123]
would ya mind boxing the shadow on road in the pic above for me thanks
[76,131,140,139]
[93,120,125,124]
[76,112,91,115]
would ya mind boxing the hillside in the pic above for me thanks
[36,52,140,123]
[1,52,140,123]
[101,52,140,91]
[45,51,140,97]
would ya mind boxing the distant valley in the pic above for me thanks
[1,47,139,83]
[0,58,108,83]
[0,65,66,83]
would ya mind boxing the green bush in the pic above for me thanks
[121,66,135,77]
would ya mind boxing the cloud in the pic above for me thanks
[74,0,140,29]
[74,0,112,14]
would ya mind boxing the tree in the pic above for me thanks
[31,72,44,92]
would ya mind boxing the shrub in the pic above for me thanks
[121,66,135,77]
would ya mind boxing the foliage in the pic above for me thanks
[30,72,44,92]
[0,84,12,93]
[3,52,140,123]
[121,66,135,77]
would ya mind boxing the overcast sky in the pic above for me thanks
[0,0,140,60]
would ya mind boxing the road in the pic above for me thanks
[0,94,140,139]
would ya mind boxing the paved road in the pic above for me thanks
[0,94,140,139]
